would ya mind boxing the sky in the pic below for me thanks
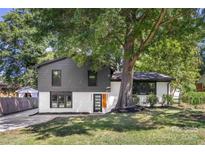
[0,8,12,21]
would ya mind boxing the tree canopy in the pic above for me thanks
[32,8,205,107]
[0,9,205,106]
[136,38,201,93]
[0,9,51,88]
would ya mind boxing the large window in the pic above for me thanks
[52,70,61,86]
[133,81,156,95]
[50,91,72,108]
[88,70,97,86]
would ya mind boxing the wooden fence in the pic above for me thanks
[0,97,38,115]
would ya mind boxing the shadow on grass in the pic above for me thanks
[25,113,156,139]
[149,108,205,128]
[25,107,205,140]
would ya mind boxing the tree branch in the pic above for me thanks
[139,9,167,52]
[160,9,192,26]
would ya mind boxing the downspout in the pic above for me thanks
[167,82,170,105]
[167,82,170,95]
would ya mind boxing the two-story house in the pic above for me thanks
[37,57,174,113]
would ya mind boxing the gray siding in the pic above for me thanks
[38,58,111,92]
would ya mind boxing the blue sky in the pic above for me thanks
[0,8,13,21]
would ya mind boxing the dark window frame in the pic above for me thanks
[133,81,156,95]
[50,91,72,108]
[93,94,102,112]
[52,70,62,87]
[88,70,97,86]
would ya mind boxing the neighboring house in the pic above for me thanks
[37,57,174,113]
[196,74,205,91]
[16,87,38,98]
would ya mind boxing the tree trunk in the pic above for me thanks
[115,18,138,109]
[114,9,166,109]
[115,57,135,109]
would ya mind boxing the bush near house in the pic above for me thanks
[162,94,174,106]
[147,94,158,107]
[133,94,140,105]
[182,92,205,105]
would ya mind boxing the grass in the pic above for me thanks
[0,106,205,144]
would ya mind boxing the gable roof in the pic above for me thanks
[36,57,67,69]
[16,86,38,93]
[36,57,174,82]
[111,72,175,82]
[36,57,109,69]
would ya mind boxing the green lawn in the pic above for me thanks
[1,107,205,144]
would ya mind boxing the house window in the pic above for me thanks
[52,70,61,86]
[50,91,72,108]
[24,93,32,97]
[88,70,97,86]
[133,81,156,95]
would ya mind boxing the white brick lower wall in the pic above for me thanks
[39,92,110,113]
[38,81,170,113]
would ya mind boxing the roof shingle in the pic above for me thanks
[111,72,175,82]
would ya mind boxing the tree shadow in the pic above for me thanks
[24,107,205,140]
[25,113,157,139]
[149,108,205,129]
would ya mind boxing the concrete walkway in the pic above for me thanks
[0,109,77,132]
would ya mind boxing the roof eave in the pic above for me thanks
[111,78,175,82]
[36,57,67,69]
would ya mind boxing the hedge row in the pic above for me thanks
[182,92,205,105]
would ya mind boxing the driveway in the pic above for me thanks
[0,109,78,132]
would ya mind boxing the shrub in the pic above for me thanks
[162,94,174,106]
[182,92,205,105]
[133,94,140,105]
[147,94,158,107]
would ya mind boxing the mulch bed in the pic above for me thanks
[111,105,145,113]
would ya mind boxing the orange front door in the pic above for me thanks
[102,94,107,109]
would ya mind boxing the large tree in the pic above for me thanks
[136,38,202,93]
[0,9,50,88]
[32,9,205,108]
